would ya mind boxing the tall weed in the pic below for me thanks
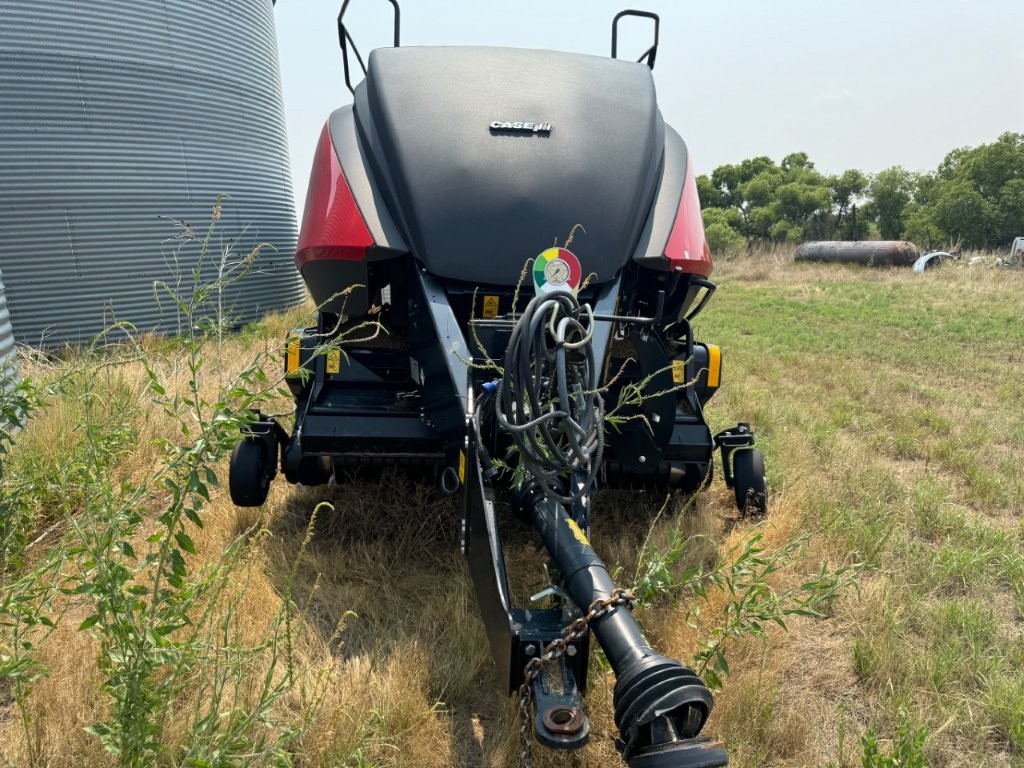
[0,202,336,766]
[0,377,64,765]
[630,512,861,691]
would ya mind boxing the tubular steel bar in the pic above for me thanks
[611,10,660,69]
[338,0,401,94]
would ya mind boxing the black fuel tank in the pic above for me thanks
[352,46,664,287]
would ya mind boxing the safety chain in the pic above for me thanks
[517,587,636,768]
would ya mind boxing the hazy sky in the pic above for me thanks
[274,1,1024,207]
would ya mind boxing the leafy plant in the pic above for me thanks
[628,515,862,691]
[826,717,929,768]
[626,494,708,606]
[56,201,326,765]
[0,376,64,765]
[688,533,861,690]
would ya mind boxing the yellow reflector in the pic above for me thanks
[458,450,466,483]
[707,344,722,388]
[285,333,301,375]
[326,348,341,374]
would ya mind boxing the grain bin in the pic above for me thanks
[0,269,16,395]
[0,0,304,346]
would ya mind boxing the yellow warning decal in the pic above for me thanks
[458,450,466,483]
[566,518,589,546]
[482,295,500,319]
[286,333,301,375]
[671,359,686,384]
[326,348,341,374]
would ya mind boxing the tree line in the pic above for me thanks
[697,131,1024,253]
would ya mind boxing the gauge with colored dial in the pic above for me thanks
[533,247,582,295]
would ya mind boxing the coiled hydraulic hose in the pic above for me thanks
[495,291,603,504]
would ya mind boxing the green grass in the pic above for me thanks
[700,259,1024,767]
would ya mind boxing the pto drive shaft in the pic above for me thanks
[525,489,728,768]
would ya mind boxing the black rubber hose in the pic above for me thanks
[495,291,602,504]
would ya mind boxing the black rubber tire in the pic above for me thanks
[733,448,767,517]
[700,460,714,492]
[297,455,332,486]
[229,439,270,507]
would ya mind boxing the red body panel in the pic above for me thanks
[295,122,373,270]
[664,157,713,277]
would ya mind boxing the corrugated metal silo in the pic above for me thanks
[0,269,16,396]
[0,0,305,346]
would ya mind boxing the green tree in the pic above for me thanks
[702,207,745,253]
[708,156,776,210]
[932,178,997,247]
[901,202,944,250]
[696,174,721,209]
[943,132,1024,196]
[868,166,915,239]
[912,132,1024,248]
[775,181,832,238]
[697,133,1024,251]
[701,154,847,246]
[831,169,868,235]
[995,177,1024,243]
[780,151,813,172]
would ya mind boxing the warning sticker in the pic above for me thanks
[482,295,500,319]
[566,518,590,546]
[671,359,686,384]
[326,348,341,374]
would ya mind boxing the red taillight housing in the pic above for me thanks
[663,158,713,277]
[295,122,374,269]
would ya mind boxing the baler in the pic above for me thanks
[230,5,767,765]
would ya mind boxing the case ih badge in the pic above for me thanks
[489,120,552,134]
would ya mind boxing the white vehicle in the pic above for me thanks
[1011,237,1024,264]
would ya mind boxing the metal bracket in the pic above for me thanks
[684,277,717,321]
[532,654,590,750]
[241,409,289,479]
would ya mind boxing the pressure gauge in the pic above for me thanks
[544,258,571,286]
[534,247,582,295]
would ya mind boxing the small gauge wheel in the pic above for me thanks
[733,448,767,517]
[229,438,271,507]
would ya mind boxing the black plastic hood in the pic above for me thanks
[351,46,665,287]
